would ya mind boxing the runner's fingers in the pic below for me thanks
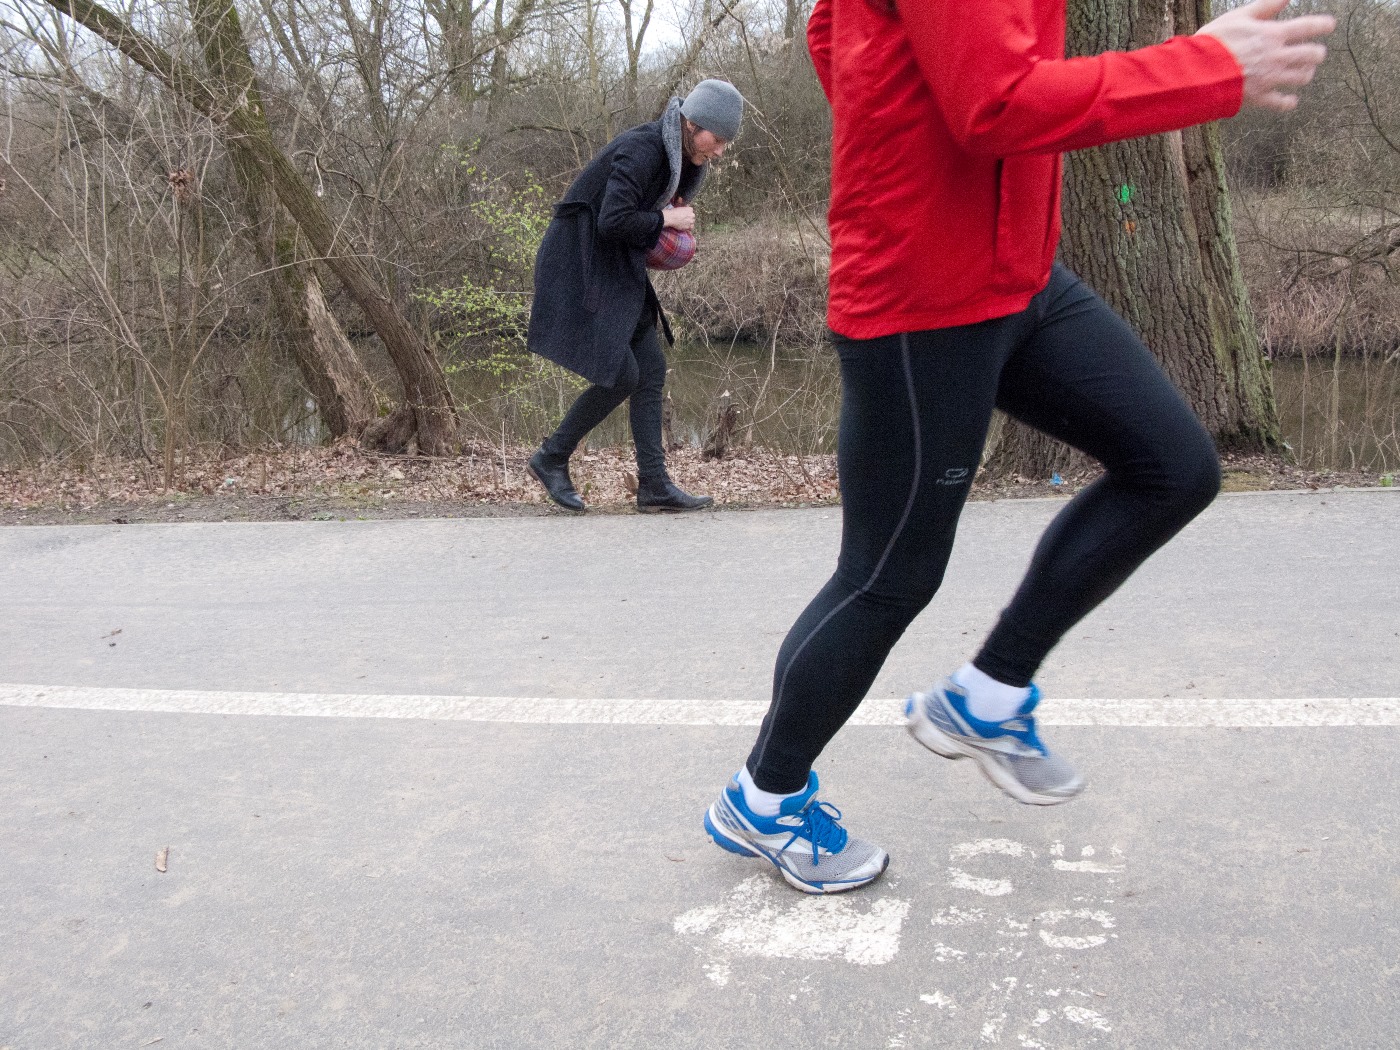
[1268,63,1317,88]
[1268,45,1326,82]
[1244,0,1292,20]
[1279,14,1337,43]
[1255,89,1299,111]
[1277,41,1329,69]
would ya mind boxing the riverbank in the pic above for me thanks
[1,442,1391,525]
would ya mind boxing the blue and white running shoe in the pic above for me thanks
[704,772,889,894]
[905,678,1085,805]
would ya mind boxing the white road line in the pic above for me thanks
[1,684,1397,727]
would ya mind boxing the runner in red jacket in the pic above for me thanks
[816,0,1243,335]
[704,0,1334,893]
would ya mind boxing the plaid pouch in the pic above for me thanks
[646,199,698,271]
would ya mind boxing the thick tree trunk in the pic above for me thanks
[784,0,801,41]
[48,0,460,454]
[985,0,1280,478]
[274,232,381,437]
[428,0,478,103]
[619,0,652,110]
[188,0,377,440]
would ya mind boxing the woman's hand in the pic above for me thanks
[1198,0,1335,113]
[663,205,696,232]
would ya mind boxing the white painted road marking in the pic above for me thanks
[929,837,1125,1046]
[674,875,911,986]
[1,683,1398,726]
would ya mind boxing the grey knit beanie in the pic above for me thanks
[681,79,745,142]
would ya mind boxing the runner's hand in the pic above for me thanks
[1198,0,1335,113]
[663,206,696,232]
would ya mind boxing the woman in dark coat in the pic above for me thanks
[526,80,744,513]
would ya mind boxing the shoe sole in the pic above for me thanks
[905,697,1085,807]
[703,806,888,895]
[637,502,713,514]
[527,462,585,512]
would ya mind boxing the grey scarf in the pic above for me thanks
[657,97,708,208]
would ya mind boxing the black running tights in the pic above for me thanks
[746,265,1222,793]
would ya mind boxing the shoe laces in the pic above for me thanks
[936,686,1049,758]
[785,800,848,866]
[998,714,1048,757]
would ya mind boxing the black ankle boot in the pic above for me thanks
[636,475,714,513]
[528,447,585,512]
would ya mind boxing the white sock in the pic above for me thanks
[737,766,800,818]
[954,663,1032,723]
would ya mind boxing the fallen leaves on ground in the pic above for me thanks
[0,440,837,523]
[0,442,1387,525]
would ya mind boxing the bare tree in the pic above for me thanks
[188,0,378,439]
[41,0,460,453]
[987,0,1280,478]
[617,0,652,107]
[488,0,539,101]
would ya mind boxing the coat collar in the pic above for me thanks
[658,97,708,208]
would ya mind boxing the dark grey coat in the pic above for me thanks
[527,99,706,388]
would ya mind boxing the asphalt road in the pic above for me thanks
[1,489,1397,1049]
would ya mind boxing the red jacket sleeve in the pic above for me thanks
[900,0,1243,158]
[807,0,833,100]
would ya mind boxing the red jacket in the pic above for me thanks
[808,0,1244,338]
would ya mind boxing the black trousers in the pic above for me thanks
[543,303,667,478]
[746,265,1222,793]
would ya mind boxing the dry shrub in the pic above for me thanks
[1233,188,1400,470]
[653,219,828,345]
[628,220,841,458]
[1236,190,1400,359]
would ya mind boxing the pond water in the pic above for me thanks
[569,339,842,455]
[483,342,1399,474]
[1270,355,1400,473]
